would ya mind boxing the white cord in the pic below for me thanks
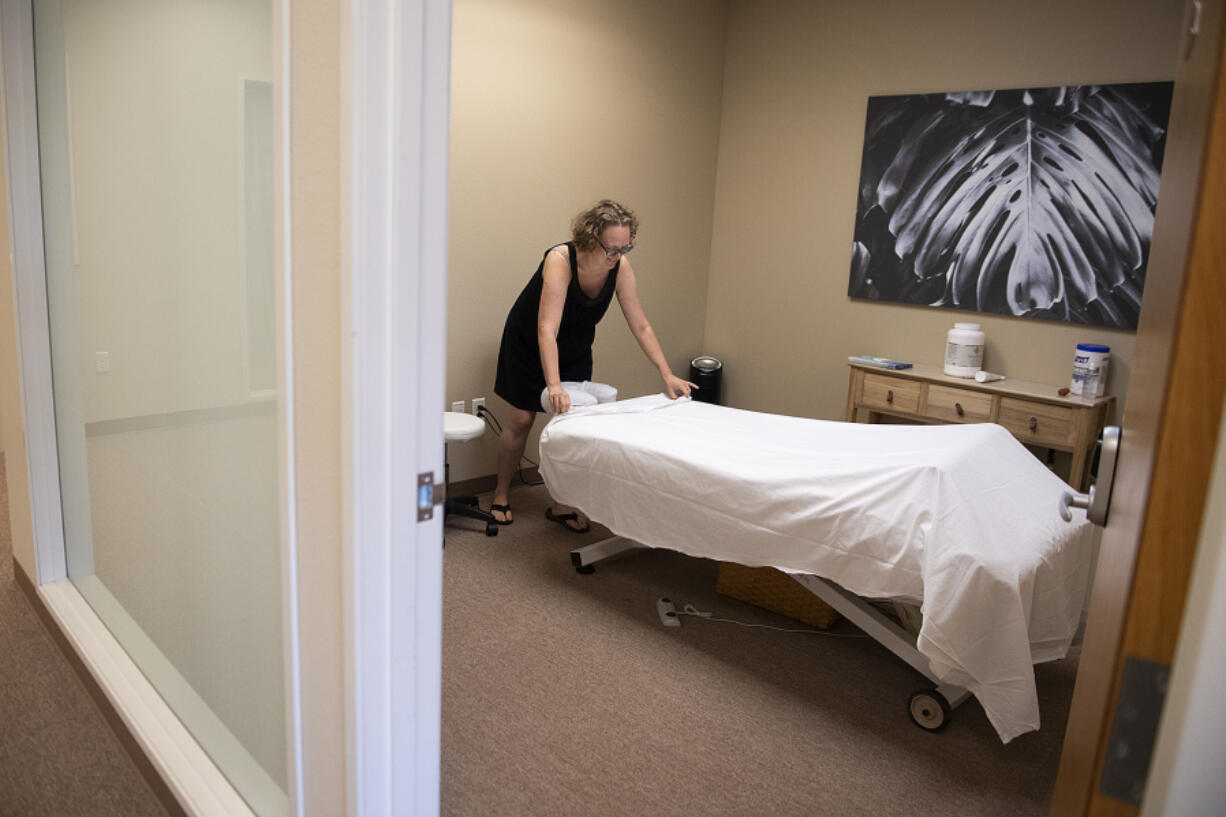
[674,603,867,638]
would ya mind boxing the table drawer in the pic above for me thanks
[861,373,921,415]
[998,398,1075,447]
[926,385,993,423]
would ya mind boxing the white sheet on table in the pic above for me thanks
[538,394,1097,743]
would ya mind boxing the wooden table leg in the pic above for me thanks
[1070,445,1088,492]
[845,368,860,422]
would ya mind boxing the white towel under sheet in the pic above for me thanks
[538,394,1097,742]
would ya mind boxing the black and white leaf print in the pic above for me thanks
[848,84,1173,329]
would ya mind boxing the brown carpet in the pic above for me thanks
[0,461,1078,816]
[442,483,1078,817]
[0,455,168,817]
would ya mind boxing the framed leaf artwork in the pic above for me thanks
[847,83,1173,329]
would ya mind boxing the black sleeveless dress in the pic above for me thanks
[494,242,620,412]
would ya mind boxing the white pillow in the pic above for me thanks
[539,380,618,413]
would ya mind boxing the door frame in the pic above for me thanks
[1051,0,1226,812]
[340,0,449,813]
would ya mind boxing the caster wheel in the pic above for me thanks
[575,564,596,575]
[909,689,951,732]
[485,523,498,537]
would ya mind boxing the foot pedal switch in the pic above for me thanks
[657,597,681,628]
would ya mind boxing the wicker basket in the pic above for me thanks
[715,562,841,629]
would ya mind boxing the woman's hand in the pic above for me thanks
[662,373,697,400]
[547,383,571,414]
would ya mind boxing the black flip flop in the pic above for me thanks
[545,507,590,533]
[490,503,513,525]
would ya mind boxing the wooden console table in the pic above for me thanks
[845,361,1114,491]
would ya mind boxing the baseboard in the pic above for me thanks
[448,467,540,500]
[13,557,189,817]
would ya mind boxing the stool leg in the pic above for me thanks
[443,441,498,536]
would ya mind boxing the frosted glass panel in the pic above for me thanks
[32,1,284,813]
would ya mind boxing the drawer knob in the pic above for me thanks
[887,389,894,404]
[955,402,964,417]
[1029,417,1038,432]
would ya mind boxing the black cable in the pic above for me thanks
[477,404,503,435]
[517,460,544,487]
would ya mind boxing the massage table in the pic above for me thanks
[538,395,1097,743]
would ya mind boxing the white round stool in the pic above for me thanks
[444,411,485,443]
[444,412,498,536]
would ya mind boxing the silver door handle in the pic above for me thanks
[1059,426,1121,526]
[1059,487,1093,521]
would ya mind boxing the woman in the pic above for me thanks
[490,199,695,531]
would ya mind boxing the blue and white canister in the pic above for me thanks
[1071,344,1110,397]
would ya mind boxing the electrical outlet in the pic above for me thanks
[95,351,110,373]
[451,400,465,414]
[471,397,485,416]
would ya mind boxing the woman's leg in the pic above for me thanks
[492,407,535,523]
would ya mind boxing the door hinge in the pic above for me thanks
[1184,0,1203,60]
[1100,655,1171,805]
[417,472,443,522]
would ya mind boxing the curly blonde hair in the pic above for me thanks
[570,199,639,252]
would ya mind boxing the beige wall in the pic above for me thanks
[446,0,729,480]
[707,0,1184,421]
[448,0,1185,482]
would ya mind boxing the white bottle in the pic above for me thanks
[1070,344,1110,397]
[943,322,984,378]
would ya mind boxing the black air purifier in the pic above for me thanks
[689,355,722,405]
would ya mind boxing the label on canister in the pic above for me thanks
[944,341,983,370]
[944,322,985,378]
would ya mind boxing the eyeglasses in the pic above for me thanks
[596,237,634,258]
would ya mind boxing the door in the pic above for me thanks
[1051,0,1226,812]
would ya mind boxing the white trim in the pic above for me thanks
[342,0,394,810]
[1,0,69,584]
[402,0,449,807]
[39,580,257,817]
[342,0,449,813]
[272,0,305,812]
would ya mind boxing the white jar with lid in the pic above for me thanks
[943,322,984,378]
[1070,343,1110,397]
